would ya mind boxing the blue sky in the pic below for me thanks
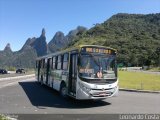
[0,0,160,51]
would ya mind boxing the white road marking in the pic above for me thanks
[0,78,35,89]
[0,74,35,81]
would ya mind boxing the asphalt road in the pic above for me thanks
[0,77,160,114]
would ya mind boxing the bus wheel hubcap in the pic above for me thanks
[61,87,66,96]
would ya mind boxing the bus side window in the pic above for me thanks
[37,60,40,68]
[40,60,42,68]
[45,58,48,68]
[52,57,56,69]
[43,59,45,68]
[63,53,68,70]
[55,56,58,69]
[61,55,64,69]
[39,60,41,68]
[50,58,52,69]
[36,61,38,68]
[57,55,62,70]
[39,61,41,68]
[41,59,44,68]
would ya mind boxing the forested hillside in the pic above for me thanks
[68,13,160,67]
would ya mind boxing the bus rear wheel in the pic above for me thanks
[40,75,43,85]
[60,84,67,98]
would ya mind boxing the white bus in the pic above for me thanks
[36,45,118,100]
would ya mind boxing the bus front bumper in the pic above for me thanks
[76,86,119,100]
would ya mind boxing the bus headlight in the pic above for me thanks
[78,82,91,93]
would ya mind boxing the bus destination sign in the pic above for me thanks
[81,47,116,55]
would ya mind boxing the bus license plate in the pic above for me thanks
[99,92,107,96]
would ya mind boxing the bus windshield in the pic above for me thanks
[79,53,117,80]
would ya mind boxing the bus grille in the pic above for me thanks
[90,89,113,97]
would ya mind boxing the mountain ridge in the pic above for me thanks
[0,13,160,68]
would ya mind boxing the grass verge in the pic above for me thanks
[147,67,160,72]
[0,114,8,120]
[119,71,160,91]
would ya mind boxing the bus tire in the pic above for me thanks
[40,75,43,85]
[60,83,67,98]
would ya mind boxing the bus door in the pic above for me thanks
[69,53,78,96]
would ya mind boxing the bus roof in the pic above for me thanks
[36,45,117,60]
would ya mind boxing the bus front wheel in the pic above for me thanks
[60,84,67,98]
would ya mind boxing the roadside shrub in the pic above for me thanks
[7,66,16,71]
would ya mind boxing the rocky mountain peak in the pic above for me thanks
[55,31,64,36]
[21,37,36,50]
[48,31,66,53]
[4,43,12,52]
[20,28,47,56]
[32,29,47,56]
[54,31,65,40]
[48,26,87,53]
[41,28,46,37]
